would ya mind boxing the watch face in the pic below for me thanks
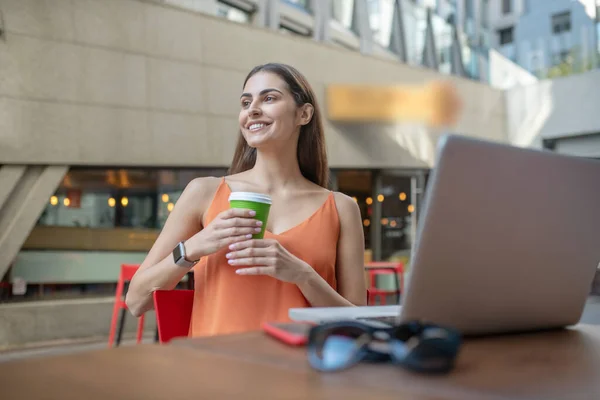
[173,242,185,262]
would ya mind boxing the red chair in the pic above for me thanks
[366,262,404,305]
[108,264,145,347]
[153,289,194,344]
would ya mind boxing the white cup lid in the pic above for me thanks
[228,192,272,205]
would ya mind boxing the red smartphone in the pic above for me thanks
[261,321,314,346]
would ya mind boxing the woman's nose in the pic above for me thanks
[248,103,261,116]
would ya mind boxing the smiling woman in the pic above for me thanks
[231,63,328,187]
[126,63,367,338]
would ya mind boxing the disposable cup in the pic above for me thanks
[228,192,272,239]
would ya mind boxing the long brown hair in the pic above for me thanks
[228,63,329,188]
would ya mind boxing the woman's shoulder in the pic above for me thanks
[331,191,361,225]
[302,181,358,218]
[185,176,223,196]
[182,176,225,209]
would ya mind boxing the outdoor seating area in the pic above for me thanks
[2,0,600,398]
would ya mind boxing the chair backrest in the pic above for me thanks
[365,261,404,273]
[120,264,141,282]
[153,290,194,344]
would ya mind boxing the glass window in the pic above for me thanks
[502,0,511,15]
[401,0,428,66]
[367,0,395,48]
[334,170,373,253]
[282,0,311,13]
[551,11,571,34]
[498,26,514,45]
[216,1,251,23]
[431,12,454,74]
[458,31,481,79]
[379,174,413,261]
[332,0,355,32]
[38,168,228,231]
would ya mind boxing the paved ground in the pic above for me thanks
[0,336,157,363]
[2,296,599,363]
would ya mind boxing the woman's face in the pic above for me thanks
[239,71,310,150]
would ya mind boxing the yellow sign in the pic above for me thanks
[326,81,462,128]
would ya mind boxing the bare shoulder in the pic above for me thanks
[180,176,223,214]
[332,192,361,223]
[185,176,222,200]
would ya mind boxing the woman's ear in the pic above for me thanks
[298,103,314,126]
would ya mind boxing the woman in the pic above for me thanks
[126,63,366,337]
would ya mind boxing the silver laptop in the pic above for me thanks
[290,134,600,335]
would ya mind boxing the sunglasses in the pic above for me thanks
[307,320,462,373]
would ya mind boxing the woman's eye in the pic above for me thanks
[241,100,251,107]
[265,96,275,102]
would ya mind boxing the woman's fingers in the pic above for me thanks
[228,239,274,251]
[217,226,261,239]
[235,266,275,276]
[227,256,274,266]
[220,208,256,219]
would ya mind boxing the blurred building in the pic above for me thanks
[0,0,599,345]
[486,0,600,76]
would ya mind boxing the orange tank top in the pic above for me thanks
[189,178,340,337]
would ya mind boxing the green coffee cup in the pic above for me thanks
[228,192,272,239]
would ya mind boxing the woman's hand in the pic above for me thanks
[185,208,263,260]
[225,238,315,284]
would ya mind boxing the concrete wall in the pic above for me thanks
[488,48,538,90]
[0,0,508,170]
[505,69,600,148]
[12,250,148,284]
[0,297,156,348]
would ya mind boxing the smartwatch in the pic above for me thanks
[172,241,199,268]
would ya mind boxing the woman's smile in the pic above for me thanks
[247,121,273,133]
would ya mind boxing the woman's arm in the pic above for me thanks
[125,178,217,317]
[296,192,367,307]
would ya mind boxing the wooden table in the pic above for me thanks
[2,325,600,399]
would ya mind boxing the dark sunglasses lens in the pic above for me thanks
[390,327,460,373]
[310,326,367,371]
